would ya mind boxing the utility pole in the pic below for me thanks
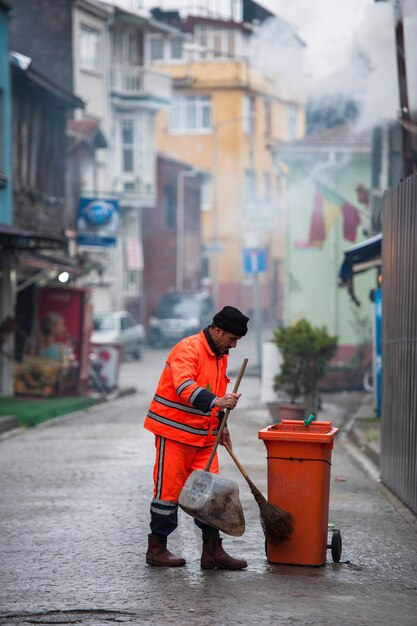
[393,0,414,178]
[375,0,414,177]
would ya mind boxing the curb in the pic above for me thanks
[343,412,381,478]
[0,415,20,435]
[0,386,138,439]
[347,421,381,468]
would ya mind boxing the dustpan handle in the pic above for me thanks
[204,357,248,472]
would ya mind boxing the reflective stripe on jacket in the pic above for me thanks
[144,330,230,446]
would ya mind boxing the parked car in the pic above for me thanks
[91,311,145,360]
[148,292,214,346]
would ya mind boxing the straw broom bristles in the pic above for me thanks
[245,475,294,544]
[224,443,294,545]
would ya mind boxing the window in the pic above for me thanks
[164,185,176,229]
[124,270,139,295]
[169,95,212,132]
[243,95,256,135]
[123,30,137,63]
[198,25,207,50]
[202,256,210,280]
[150,35,164,62]
[121,315,134,330]
[200,175,212,211]
[170,38,183,59]
[288,104,298,140]
[80,25,101,72]
[214,32,222,57]
[194,25,239,59]
[121,119,134,173]
[227,30,236,56]
[149,35,184,62]
[276,174,282,198]
[264,172,271,201]
[245,170,256,202]
[264,99,271,137]
[138,111,155,193]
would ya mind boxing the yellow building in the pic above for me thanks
[152,11,305,321]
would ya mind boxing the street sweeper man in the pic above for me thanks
[144,305,250,570]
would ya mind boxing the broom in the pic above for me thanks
[224,442,294,545]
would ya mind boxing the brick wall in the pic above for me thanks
[142,155,203,326]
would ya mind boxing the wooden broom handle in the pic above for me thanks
[204,358,248,472]
[224,442,249,480]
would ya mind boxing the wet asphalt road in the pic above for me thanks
[0,347,416,625]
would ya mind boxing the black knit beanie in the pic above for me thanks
[212,306,249,337]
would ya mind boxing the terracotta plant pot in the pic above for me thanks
[277,402,305,421]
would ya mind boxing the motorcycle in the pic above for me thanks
[89,350,112,399]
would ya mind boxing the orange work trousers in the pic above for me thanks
[150,435,219,537]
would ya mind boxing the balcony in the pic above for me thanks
[117,180,156,210]
[110,63,171,106]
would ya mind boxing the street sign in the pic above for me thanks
[243,248,267,273]
[203,241,224,255]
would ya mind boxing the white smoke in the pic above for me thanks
[263,0,417,130]
[309,3,398,129]
[247,14,307,98]
[138,0,417,129]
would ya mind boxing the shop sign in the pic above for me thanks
[76,197,119,247]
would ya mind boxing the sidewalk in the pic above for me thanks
[1,383,380,473]
[344,392,380,469]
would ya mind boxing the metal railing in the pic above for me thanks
[110,63,171,103]
[381,173,417,514]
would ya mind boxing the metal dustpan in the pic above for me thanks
[179,469,245,536]
[178,359,248,537]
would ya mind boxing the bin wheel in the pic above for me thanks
[330,529,342,563]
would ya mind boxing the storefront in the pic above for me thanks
[0,225,91,398]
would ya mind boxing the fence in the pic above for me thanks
[110,63,171,102]
[381,173,417,514]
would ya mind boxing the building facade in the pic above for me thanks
[272,124,374,365]
[0,0,13,395]
[142,153,206,324]
[9,0,176,324]
[151,6,306,321]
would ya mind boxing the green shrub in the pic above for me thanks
[273,319,338,404]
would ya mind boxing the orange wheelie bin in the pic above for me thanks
[258,418,340,566]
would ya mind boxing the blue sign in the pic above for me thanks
[77,197,119,247]
[243,248,267,273]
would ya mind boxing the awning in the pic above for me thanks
[16,252,83,293]
[67,119,108,150]
[338,233,382,306]
[18,252,82,275]
[0,224,66,251]
[10,51,85,110]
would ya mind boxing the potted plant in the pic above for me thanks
[271,319,338,420]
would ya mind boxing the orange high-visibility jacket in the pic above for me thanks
[144,330,230,447]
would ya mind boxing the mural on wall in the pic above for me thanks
[14,287,91,396]
[295,182,362,249]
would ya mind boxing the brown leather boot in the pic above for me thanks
[201,537,247,570]
[146,534,186,567]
